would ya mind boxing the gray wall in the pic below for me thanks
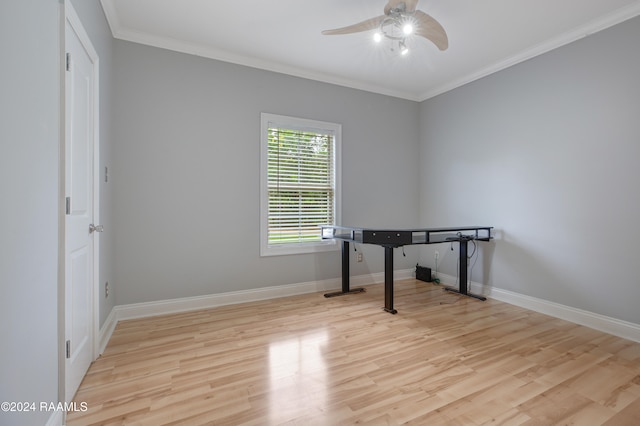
[0,1,61,425]
[69,0,115,329]
[112,41,420,305]
[0,5,636,423]
[418,16,640,324]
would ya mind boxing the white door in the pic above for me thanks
[65,3,99,402]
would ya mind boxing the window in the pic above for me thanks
[260,113,341,256]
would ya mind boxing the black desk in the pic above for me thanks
[321,226,493,313]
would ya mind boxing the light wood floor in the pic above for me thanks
[67,280,640,425]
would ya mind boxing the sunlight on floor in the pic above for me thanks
[268,330,329,422]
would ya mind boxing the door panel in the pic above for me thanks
[69,246,91,369]
[64,4,98,402]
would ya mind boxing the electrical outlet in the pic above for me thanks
[357,252,363,262]
[434,250,439,261]
[105,281,109,298]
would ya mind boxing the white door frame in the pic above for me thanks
[61,0,100,402]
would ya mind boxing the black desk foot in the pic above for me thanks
[383,307,398,314]
[444,287,487,301]
[324,288,366,298]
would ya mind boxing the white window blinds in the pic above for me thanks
[267,126,335,245]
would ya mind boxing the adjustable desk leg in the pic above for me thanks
[383,246,397,314]
[459,239,469,295]
[444,239,486,301]
[324,240,365,298]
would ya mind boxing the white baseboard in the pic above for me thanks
[46,410,64,426]
[98,307,118,355]
[98,268,640,351]
[436,272,640,343]
[98,269,415,346]
[114,268,416,322]
[114,278,339,321]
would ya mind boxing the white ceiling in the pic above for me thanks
[100,0,640,101]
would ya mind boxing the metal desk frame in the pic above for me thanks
[321,226,493,314]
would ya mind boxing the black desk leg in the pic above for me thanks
[444,239,486,301]
[459,238,469,295]
[324,240,366,298]
[383,246,398,314]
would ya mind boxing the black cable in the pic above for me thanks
[468,239,477,259]
[469,240,478,283]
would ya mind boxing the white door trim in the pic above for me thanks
[62,0,100,402]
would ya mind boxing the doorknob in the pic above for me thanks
[89,224,104,233]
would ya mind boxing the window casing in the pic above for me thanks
[260,113,341,256]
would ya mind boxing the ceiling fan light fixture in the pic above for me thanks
[321,0,449,54]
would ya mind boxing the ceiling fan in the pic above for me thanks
[321,0,448,55]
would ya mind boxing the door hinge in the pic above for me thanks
[66,340,71,359]
[66,197,71,215]
[66,53,71,71]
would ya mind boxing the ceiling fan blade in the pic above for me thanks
[322,15,386,35]
[413,10,448,51]
[384,0,419,15]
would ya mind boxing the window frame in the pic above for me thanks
[260,113,341,257]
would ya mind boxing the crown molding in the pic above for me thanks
[101,1,640,103]
[418,1,640,101]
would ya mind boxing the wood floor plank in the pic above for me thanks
[67,280,640,425]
